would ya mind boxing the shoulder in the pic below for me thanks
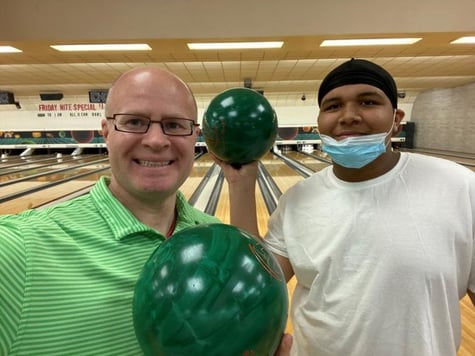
[0,209,47,233]
[0,191,98,238]
[0,213,26,240]
[405,153,474,178]
[0,215,27,352]
[401,153,475,197]
[176,191,220,226]
[188,208,221,224]
[284,166,332,196]
[0,214,27,287]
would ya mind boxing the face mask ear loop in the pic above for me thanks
[386,109,397,149]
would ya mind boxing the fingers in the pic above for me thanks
[208,152,222,164]
[230,163,242,169]
[274,333,293,356]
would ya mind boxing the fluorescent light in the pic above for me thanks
[0,46,22,53]
[320,38,422,47]
[50,44,152,52]
[187,41,283,50]
[451,36,475,44]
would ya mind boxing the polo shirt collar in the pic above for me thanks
[90,177,196,241]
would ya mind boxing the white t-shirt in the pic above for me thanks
[265,153,475,356]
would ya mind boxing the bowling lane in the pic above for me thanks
[215,180,270,235]
[214,151,312,232]
[1,159,109,189]
[0,154,60,170]
[193,154,269,229]
[197,151,303,232]
[180,154,215,200]
[213,152,296,234]
[0,157,110,213]
[285,150,330,172]
[0,180,97,214]
[4,153,213,215]
[0,154,106,182]
[261,152,306,193]
[0,153,57,166]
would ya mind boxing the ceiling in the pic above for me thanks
[0,0,474,108]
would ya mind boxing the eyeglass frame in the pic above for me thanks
[105,113,200,136]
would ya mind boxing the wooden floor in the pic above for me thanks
[2,152,474,354]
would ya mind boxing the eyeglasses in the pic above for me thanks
[106,113,199,136]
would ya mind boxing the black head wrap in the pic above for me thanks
[317,58,398,108]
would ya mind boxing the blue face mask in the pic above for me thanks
[319,119,395,169]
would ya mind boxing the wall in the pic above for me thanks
[0,97,413,130]
[0,95,415,148]
[0,99,318,129]
[411,82,475,153]
[0,97,323,148]
[0,100,104,131]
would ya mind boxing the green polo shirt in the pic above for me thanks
[0,176,219,356]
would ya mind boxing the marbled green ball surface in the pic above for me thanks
[202,88,278,165]
[133,223,288,356]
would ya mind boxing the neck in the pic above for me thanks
[108,181,178,235]
[333,150,401,182]
[133,200,177,235]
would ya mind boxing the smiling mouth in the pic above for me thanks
[338,132,364,136]
[136,159,172,167]
[337,133,364,139]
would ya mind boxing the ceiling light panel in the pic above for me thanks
[50,44,152,52]
[320,38,422,46]
[0,46,22,53]
[188,41,284,50]
[450,36,475,44]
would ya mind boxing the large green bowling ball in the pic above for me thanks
[202,88,278,166]
[133,223,288,356]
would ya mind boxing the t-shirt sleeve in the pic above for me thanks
[466,170,475,294]
[470,215,475,295]
[0,217,27,355]
[264,196,290,258]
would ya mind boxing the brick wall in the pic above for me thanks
[411,82,475,154]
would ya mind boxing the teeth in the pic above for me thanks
[138,160,171,167]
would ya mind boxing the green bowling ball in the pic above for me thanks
[133,223,288,356]
[202,88,278,167]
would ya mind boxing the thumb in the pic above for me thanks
[274,333,293,356]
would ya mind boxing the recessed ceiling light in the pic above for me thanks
[320,38,422,46]
[187,41,284,50]
[450,36,475,44]
[0,46,22,53]
[50,44,152,52]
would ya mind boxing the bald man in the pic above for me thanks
[0,67,221,355]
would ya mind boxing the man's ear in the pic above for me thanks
[393,108,405,136]
[101,119,110,141]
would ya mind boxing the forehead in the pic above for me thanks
[107,70,197,118]
[320,83,389,103]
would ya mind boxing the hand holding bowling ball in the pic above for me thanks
[202,88,278,167]
[133,223,288,356]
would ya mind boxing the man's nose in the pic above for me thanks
[339,104,362,124]
[142,122,171,146]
